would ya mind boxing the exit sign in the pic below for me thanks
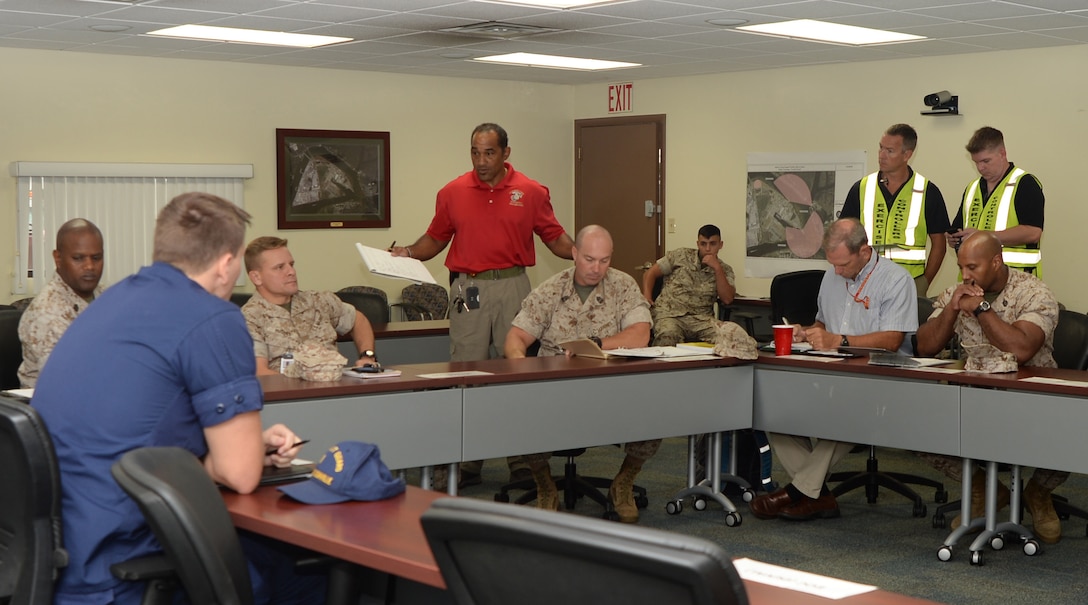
[608,82,633,113]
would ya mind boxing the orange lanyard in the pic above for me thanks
[846,257,878,310]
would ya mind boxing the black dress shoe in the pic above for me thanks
[779,493,841,521]
[749,488,793,520]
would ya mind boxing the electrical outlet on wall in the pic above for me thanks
[667,218,676,233]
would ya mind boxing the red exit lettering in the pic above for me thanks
[608,82,633,113]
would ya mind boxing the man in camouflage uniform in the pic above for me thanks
[241,236,376,375]
[505,225,653,522]
[915,231,1065,543]
[642,224,736,346]
[18,218,105,387]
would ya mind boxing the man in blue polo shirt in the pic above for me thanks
[33,192,323,605]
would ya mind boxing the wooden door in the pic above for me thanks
[574,115,665,280]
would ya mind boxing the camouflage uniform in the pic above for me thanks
[241,290,356,373]
[651,248,735,346]
[918,269,1066,489]
[18,273,102,387]
[511,267,659,462]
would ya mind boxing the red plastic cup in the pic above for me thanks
[772,325,794,356]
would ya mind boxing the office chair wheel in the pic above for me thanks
[1023,539,1040,556]
[693,496,708,511]
[741,488,755,503]
[913,502,927,518]
[724,511,742,527]
[935,489,948,503]
[494,493,510,503]
[990,535,1005,551]
[665,500,683,515]
[636,494,649,509]
[970,551,983,566]
[932,513,947,529]
[937,546,953,562]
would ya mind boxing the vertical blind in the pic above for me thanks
[12,163,253,295]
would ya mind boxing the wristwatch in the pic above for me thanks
[973,301,992,317]
[359,349,376,361]
[840,335,850,347]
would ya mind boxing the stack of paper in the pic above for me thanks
[355,243,437,285]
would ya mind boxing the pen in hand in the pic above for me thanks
[266,439,310,456]
[387,240,396,251]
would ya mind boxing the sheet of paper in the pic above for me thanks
[1020,376,1088,387]
[417,370,494,379]
[342,367,403,379]
[355,243,437,284]
[2,388,34,399]
[732,558,877,600]
[780,354,845,363]
[658,354,719,362]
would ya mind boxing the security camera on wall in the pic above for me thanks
[921,90,959,116]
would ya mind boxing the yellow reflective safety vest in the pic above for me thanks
[859,171,928,278]
[963,168,1041,272]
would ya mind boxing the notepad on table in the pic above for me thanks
[355,243,437,285]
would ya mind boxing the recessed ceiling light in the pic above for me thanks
[483,0,625,7]
[706,19,749,27]
[473,52,639,71]
[144,25,351,48]
[737,19,924,46]
[89,24,132,33]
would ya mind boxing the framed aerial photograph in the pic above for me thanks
[276,128,391,229]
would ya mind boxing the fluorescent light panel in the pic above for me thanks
[738,19,924,46]
[145,25,351,48]
[483,0,625,8]
[474,52,639,71]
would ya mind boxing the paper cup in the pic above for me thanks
[772,325,794,356]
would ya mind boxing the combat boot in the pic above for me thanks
[952,469,1009,530]
[610,455,644,523]
[530,462,558,511]
[1024,478,1061,544]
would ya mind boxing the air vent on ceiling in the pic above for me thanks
[438,21,561,40]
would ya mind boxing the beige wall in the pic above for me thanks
[0,47,575,304]
[573,44,1088,310]
[3,43,1086,310]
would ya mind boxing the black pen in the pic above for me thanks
[266,439,310,456]
[388,240,396,251]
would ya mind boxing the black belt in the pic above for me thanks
[450,267,526,284]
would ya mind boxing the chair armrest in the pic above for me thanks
[110,554,175,581]
[390,302,433,321]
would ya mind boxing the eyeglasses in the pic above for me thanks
[845,257,879,310]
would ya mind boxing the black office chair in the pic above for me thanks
[493,341,647,520]
[422,497,749,605]
[336,287,390,324]
[0,395,68,605]
[229,293,252,308]
[0,309,25,390]
[390,283,449,322]
[769,270,824,328]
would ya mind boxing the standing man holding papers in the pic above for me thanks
[391,122,574,489]
[750,218,917,521]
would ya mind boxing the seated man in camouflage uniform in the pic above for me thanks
[242,236,377,375]
[18,218,105,387]
[505,225,654,523]
[915,231,1065,543]
[641,223,736,346]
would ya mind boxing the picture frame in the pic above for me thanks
[276,128,391,229]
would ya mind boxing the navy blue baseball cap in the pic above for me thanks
[278,441,405,504]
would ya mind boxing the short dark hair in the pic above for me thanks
[885,123,918,152]
[966,126,1004,154]
[698,224,721,239]
[472,123,508,148]
[823,217,868,254]
[56,218,102,251]
[153,192,251,274]
[244,236,288,272]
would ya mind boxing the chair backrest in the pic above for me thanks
[0,309,25,390]
[917,296,935,327]
[399,283,449,321]
[0,396,67,605]
[1052,309,1088,371]
[229,293,252,308]
[769,270,824,328]
[336,287,390,324]
[110,447,254,605]
[9,298,34,312]
[421,498,749,605]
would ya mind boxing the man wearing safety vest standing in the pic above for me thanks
[947,126,1044,274]
[841,123,950,296]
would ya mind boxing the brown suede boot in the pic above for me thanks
[952,469,1009,530]
[609,455,644,523]
[1024,478,1061,544]
[530,461,558,511]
